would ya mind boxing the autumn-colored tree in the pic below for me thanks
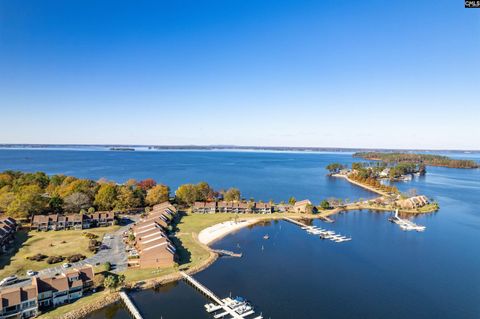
[195,182,214,201]
[124,179,137,187]
[63,192,92,213]
[137,178,157,191]
[175,184,197,206]
[7,184,46,218]
[0,190,15,213]
[116,186,142,209]
[94,183,118,211]
[146,184,170,206]
[224,188,241,201]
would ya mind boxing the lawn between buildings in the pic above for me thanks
[0,225,120,279]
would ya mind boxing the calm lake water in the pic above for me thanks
[0,149,479,319]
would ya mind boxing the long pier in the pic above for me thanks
[119,291,143,319]
[181,272,253,319]
[283,217,307,227]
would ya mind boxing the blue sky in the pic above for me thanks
[0,0,479,149]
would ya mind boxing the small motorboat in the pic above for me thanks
[263,234,270,240]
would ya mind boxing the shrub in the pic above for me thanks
[46,255,64,264]
[83,232,98,239]
[103,262,112,272]
[320,200,331,210]
[27,253,48,261]
[67,254,86,263]
[88,239,101,252]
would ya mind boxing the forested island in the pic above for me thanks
[109,147,135,151]
[353,152,479,169]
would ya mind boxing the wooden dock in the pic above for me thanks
[283,217,307,227]
[212,249,243,258]
[119,291,143,319]
[181,272,258,319]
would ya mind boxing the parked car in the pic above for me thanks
[0,275,18,286]
[26,270,37,277]
[62,263,71,269]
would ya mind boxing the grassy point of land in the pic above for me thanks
[0,225,120,278]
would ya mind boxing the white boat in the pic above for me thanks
[335,237,352,242]
[205,303,223,313]
[235,304,253,314]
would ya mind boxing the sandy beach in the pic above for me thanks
[198,219,259,245]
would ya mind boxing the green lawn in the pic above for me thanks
[0,225,120,278]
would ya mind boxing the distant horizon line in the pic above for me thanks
[0,143,478,153]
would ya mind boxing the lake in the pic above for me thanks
[0,149,479,319]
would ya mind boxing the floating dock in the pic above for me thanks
[119,291,143,319]
[181,272,263,319]
[389,210,426,232]
[283,217,352,243]
[212,249,243,258]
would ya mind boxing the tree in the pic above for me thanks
[224,188,241,201]
[124,179,137,187]
[352,162,364,170]
[0,191,15,213]
[48,195,64,214]
[137,178,156,191]
[195,182,214,201]
[146,184,170,206]
[103,275,118,291]
[7,184,46,218]
[116,186,141,209]
[94,183,118,211]
[326,163,344,174]
[320,200,330,209]
[103,262,112,272]
[57,178,95,198]
[288,197,296,205]
[63,192,92,213]
[103,274,125,291]
[175,184,197,206]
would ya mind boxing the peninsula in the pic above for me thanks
[353,152,479,169]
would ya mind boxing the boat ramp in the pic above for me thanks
[283,217,352,243]
[181,272,263,319]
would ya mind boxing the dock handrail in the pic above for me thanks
[119,291,143,319]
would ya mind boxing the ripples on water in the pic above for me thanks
[0,150,478,319]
